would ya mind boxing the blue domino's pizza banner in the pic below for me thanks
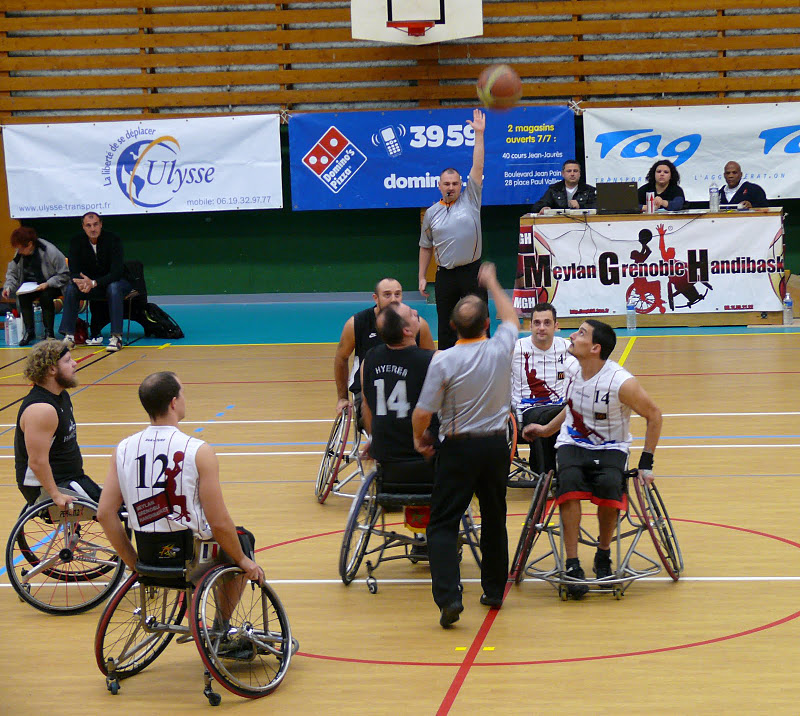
[288,106,575,210]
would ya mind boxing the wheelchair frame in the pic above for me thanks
[506,411,546,489]
[511,470,683,599]
[95,547,294,705]
[5,492,126,615]
[339,468,481,594]
[315,402,368,503]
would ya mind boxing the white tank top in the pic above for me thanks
[116,425,211,537]
[555,360,634,453]
[511,335,577,411]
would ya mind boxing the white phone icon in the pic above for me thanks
[380,126,402,157]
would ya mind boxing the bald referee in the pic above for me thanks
[418,109,486,350]
[412,262,518,627]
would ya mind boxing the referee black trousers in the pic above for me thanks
[435,261,487,350]
[427,434,509,608]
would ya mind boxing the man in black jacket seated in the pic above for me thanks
[531,159,596,214]
[59,212,131,353]
[721,161,768,209]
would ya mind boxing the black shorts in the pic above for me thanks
[520,404,564,431]
[555,444,628,510]
[17,474,102,507]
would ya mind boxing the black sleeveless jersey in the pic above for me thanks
[362,344,435,463]
[350,307,382,394]
[15,384,84,488]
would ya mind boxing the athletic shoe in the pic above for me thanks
[564,561,590,599]
[439,600,464,628]
[86,336,104,346]
[106,335,122,352]
[216,637,255,661]
[479,593,503,608]
[593,551,613,580]
[63,334,75,349]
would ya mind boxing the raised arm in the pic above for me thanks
[478,262,517,325]
[468,109,485,186]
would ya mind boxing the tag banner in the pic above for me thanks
[3,115,283,217]
[514,213,785,318]
[288,106,574,210]
[584,104,800,201]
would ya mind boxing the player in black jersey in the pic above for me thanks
[14,339,100,509]
[333,278,435,421]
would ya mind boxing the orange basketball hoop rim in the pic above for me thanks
[386,20,435,36]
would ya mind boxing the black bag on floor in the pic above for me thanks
[137,302,184,339]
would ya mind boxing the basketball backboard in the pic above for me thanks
[351,0,482,45]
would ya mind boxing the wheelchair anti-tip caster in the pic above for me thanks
[106,677,119,695]
[367,577,378,594]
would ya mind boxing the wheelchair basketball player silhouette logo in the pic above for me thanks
[522,352,560,405]
[627,224,713,314]
[162,451,190,522]
[132,451,191,527]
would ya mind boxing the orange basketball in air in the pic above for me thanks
[476,64,523,109]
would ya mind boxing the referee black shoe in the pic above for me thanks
[439,601,464,628]
[479,593,503,608]
[564,560,590,599]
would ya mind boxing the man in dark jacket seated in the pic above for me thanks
[721,161,768,209]
[531,159,596,214]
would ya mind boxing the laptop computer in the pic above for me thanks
[595,181,640,215]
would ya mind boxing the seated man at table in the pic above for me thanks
[721,161,768,209]
[531,160,596,214]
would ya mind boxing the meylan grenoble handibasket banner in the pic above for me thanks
[583,104,800,202]
[288,106,574,210]
[2,115,283,218]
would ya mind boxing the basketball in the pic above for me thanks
[476,64,522,109]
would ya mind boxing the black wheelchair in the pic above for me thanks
[339,461,481,594]
[510,469,683,599]
[506,408,560,489]
[5,489,126,615]
[95,531,295,705]
[316,402,368,503]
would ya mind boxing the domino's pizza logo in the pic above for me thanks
[302,127,367,193]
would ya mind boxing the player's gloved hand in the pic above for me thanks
[637,451,655,484]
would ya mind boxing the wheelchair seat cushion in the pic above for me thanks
[377,461,435,497]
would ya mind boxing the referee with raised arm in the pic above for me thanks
[412,262,519,628]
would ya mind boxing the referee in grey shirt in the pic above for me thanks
[412,262,519,628]
[418,109,486,350]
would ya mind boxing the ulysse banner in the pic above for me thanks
[288,106,574,210]
[3,115,283,217]
[513,213,785,318]
[584,104,800,201]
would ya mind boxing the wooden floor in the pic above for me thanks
[1,332,799,714]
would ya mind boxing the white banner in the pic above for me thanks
[584,104,800,201]
[3,115,283,217]
[514,213,785,318]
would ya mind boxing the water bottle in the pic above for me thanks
[33,304,44,339]
[4,312,11,346]
[709,182,720,212]
[8,311,19,346]
[784,292,794,326]
[626,302,637,331]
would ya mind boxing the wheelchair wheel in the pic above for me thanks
[95,573,187,678]
[633,477,684,581]
[510,470,552,584]
[191,565,293,698]
[5,497,126,614]
[460,502,482,568]
[339,469,379,584]
[315,405,352,503]
[506,411,517,466]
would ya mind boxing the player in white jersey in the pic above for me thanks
[97,372,264,585]
[523,319,662,598]
[511,302,576,473]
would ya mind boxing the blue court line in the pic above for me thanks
[0,526,59,578]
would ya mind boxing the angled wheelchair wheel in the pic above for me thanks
[506,411,517,465]
[460,501,482,569]
[5,497,126,614]
[95,573,187,679]
[191,565,293,699]
[633,477,684,581]
[510,470,552,584]
[315,405,352,503]
[339,469,379,584]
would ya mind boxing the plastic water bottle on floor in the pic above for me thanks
[784,292,794,326]
[626,302,637,331]
[34,304,44,339]
[4,312,11,346]
[8,312,19,346]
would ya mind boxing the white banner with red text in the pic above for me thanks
[2,115,283,217]
[513,212,785,319]
[583,104,800,201]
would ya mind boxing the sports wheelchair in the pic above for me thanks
[510,469,683,599]
[95,532,295,705]
[316,402,368,503]
[5,489,126,615]
[506,410,555,489]
[339,462,481,594]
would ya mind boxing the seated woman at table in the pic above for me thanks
[638,159,685,211]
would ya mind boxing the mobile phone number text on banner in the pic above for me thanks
[513,213,785,318]
[288,107,574,210]
[3,115,283,218]
[583,104,800,201]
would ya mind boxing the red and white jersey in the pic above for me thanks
[116,425,211,537]
[555,360,635,453]
[511,335,576,414]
